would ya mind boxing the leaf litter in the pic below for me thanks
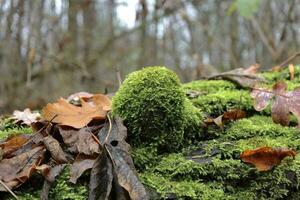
[0,93,148,200]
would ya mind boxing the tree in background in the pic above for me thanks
[0,0,299,112]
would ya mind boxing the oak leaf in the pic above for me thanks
[42,94,111,128]
[251,81,300,128]
[240,146,296,171]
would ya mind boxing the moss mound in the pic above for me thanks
[112,66,202,150]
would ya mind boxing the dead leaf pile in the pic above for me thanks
[0,93,148,200]
[251,81,300,128]
[240,146,296,171]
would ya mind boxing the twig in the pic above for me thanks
[0,179,19,200]
[278,52,300,68]
[85,126,101,146]
[104,114,112,145]
[116,67,122,89]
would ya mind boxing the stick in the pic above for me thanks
[0,179,19,200]
[279,52,300,68]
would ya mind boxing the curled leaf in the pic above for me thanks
[43,135,68,164]
[240,146,296,171]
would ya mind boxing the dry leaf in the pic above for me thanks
[43,135,68,164]
[0,135,30,158]
[289,64,295,80]
[204,109,246,128]
[42,94,111,128]
[67,92,94,102]
[0,146,45,191]
[209,64,265,88]
[58,126,101,155]
[11,108,41,125]
[70,154,97,184]
[89,151,113,200]
[251,81,300,128]
[240,146,296,171]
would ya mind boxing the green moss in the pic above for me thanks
[190,90,253,116]
[225,115,299,140]
[0,118,32,140]
[48,167,88,200]
[112,66,202,150]
[183,80,236,94]
[261,65,300,84]
[141,173,225,200]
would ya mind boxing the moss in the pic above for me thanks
[261,65,300,84]
[183,80,237,94]
[1,165,88,200]
[225,115,299,140]
[190,90,253,116]
[48,167,88,200]
[0,118,32,140]
[112,66,202,150]
[141,173,225,200]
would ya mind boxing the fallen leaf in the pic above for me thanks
[10,108,41,125]
[223,109,247,121]
[43,135,68,164]
[0,146,45,191]
[240,146,296,171]
[70,154,98,184]
[0,135,31,158]
[88,151,113,200]
[99,117,147,199]
[58,126,101,155]
[250,87,274,111]
[204,109,247,128]
[209,64,265,88]
[42,94,111,128]
[251,81,300,128]
[67,92,94,102]
[289,64,295,80]
[40,164,67,200]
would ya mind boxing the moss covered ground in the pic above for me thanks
[1,66,300,199]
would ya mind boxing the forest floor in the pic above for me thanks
[1,66,300,200]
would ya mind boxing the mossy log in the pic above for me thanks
[1,66,300,199]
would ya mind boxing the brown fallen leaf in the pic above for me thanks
[289,64,295,80]
[43,135,68,164]
[10,108,41,125]
[40,164,67,200]
[42,94,111,128]
[0,135,31,158]
[0,146,45,191]
[208,64,265,88]
[240,146,296,171]
[58,126,101,155]
[70,154,98,184]
[204,109,247,128]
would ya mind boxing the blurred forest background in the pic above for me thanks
[0,0,299,113]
